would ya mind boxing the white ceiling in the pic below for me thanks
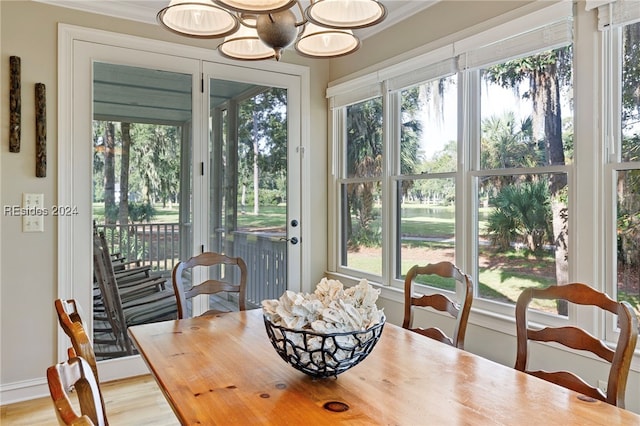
[35,0,437,40]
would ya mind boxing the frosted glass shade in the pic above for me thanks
[306,0,386,29]
[214,0,297,13]
[218,18,276,60]
[157,0,238,38]
[295,23,359,58]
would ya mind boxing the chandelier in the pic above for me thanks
[157,0,387,61]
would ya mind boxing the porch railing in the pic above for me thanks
[94,223,287,306]
[95,223,184,277]
[229,230,287,306]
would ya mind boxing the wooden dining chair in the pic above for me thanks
[515,283,638,408]
[172,251,248,319]
[54,299,110,421]
[47,356,107,426]
[402,261,473,349]
[55,299,100,376]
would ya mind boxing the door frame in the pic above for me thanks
[58,24,310,381]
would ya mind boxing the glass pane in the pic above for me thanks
[616,21,640,315]
[92,62,193,359]
[346,97,383,178]
[477,173,568,314]
[210,79,289,306]
[621,21,640,162]
[616,170,640,316]
[400,75,457,174]
[341,181,382,276]
[397,178,455,279]
[480,46,574,169]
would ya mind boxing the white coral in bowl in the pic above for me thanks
[262,278,384,333]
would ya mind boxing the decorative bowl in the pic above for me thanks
[263,314,385,379]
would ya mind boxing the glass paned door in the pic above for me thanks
[91,62,194,360]
[206,64,302,311]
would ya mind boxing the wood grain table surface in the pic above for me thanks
[128,309,640,425]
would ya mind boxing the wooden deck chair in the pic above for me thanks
[93,236,177,354]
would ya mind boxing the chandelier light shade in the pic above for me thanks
[218,16,276,60]
[157,0,387,60]
[306,0,387,29]
[157,0,239,38]
[214,0,299,14]
[295,24,359,58]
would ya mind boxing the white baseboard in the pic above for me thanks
[0,377,49,406]
[0,355,150,406]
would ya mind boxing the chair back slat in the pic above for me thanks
[410,327,453,346]
[531,370,604,402]
[411,293,459,318]
[529,326,615,363]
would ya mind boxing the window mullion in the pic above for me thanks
[459,69,480,288]
[382,82,396,286]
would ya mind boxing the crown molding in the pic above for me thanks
[34,1,439,40]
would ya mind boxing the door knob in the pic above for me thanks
[279,236,299,245]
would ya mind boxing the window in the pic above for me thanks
[395,75,458,281]
[329,2,576,321]
[605,15,640,322]
[474,46,573,314]
[341,97,384,277]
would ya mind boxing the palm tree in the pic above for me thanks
[480,112,535,191]
[345,97,384,247]
[487,180,552,252]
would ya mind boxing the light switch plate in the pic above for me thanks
[22,193,44,232]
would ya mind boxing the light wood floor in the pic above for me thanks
[0,374,179,425]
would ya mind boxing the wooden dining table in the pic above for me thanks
[128,309,640,425]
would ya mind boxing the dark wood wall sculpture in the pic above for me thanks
[35,83,46,177]
[9,56,21,153]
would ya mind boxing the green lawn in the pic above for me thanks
[93,203,180,223]
[93,203,287,229]
[93,201,637,315]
